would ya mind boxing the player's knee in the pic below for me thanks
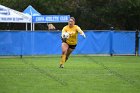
[62,50,67,55]
[62,48,68,55]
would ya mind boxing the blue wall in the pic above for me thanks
[0,31,136,55]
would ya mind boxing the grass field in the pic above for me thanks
[0,56,140,93]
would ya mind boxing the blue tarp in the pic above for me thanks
[22,32,61,55]
[112,31,135,54]
[23,5,41,16]
[0,32,21,55]
[0,31,136,55]
[0,31,62,55]
[73,31,110,54]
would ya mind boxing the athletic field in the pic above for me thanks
[0,56,140,93]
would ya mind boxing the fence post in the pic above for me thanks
[20,31,23,59]
[137,30,140,56]
[110,30,113,56]
[110,27,115,56]
[135,30,139,56]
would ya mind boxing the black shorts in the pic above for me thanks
[61,38,77,49]
[68,44,77,49]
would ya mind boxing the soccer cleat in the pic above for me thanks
[59,64,64,68]
[61,64,64,68]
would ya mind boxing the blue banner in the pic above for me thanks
[32,15,70,23]
[112,31,135,54]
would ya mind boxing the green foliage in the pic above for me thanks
[0,0,140,30]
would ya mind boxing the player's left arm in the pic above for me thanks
[77,26,86,38]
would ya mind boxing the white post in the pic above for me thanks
[31,22,32,31]
[30,7,33,31]
[26,23,28,31]
[33,23,35,31]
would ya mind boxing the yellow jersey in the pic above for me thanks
[62,25,84,45]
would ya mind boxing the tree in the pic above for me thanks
[0,0,140,30]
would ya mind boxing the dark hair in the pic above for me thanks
[70,17,75,22]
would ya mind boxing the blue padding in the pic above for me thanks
[73,31,111,54]
[112,31,135,54]
[0,31,136,55]
[22,32,61,55]
[0,31,21,55]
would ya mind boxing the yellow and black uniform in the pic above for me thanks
[60,25,85,66]
[62,25,84,48]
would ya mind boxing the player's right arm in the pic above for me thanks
[62,26,67,36]
[61,26,67,42]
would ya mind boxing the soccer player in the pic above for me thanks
[60,17,86,68]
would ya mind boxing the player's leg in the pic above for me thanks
[65,45,76,62]
[60,42,68,68]
[65,48,74,62]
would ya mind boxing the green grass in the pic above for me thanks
[0,56,140,93]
